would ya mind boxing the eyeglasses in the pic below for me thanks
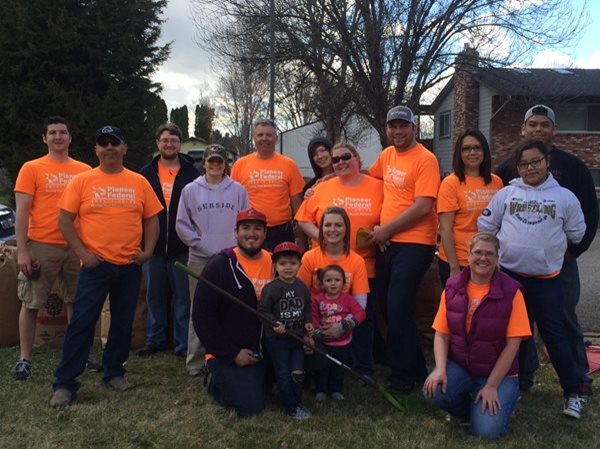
[158,137,180,144]
[331,153,353,164]
[461,145,483,154]
[517,157,545,170]
[97,137,121,147]
[470,249,498,258]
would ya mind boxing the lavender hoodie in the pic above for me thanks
[176,175,249,262]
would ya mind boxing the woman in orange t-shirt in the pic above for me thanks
[437,130,502,287]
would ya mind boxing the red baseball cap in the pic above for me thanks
[236,208,267,226]
[272,241,302,260]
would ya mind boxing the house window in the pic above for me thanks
[438,111,451,138]
[554,104,600,132]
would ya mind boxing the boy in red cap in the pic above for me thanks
[258,241,313,419]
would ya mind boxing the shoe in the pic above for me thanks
[86,358,102,373]
[331,392,345,401]
[315,392,326,401]
[105,376,135,391]
[49,388,73,407]
[135,346,160,357]
[563,394,584,419]
[12,359,32,381]
[288,405,311,420]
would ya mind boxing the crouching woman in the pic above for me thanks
[423,232,530,439]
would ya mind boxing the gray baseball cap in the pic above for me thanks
[524,105,555,124]
[386,106,416,125]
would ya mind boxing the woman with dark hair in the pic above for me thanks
[298,207,369,345]
[437,130,503,287]
[302,137,333,196]
[478,140,587,419]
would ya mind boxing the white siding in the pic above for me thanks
[433,88,455,176]
[478,85,495,141]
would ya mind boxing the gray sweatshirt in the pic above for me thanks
[478,173,585,276]
[176,175,250,262]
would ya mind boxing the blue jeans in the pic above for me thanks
[378,243,435,389]
[266,337,305,414]
[505,268,580,396]
[207,358,266,416]
[53,262,142,393]
[143,252,190,353]
[423,360,520,440]
[315,343,352,394]
[351,278,376,377]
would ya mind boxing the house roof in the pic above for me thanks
[431,67,600,111]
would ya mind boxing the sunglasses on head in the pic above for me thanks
[97,137,122,147]
[331,153,353,164]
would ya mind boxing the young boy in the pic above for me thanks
[258,241,313,419]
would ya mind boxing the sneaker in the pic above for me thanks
[288,405,311,420]
[563,394,584,419]
[331,392,345,401]
[12,359,32,381]
[315,392,327,401]
[105,376,135,391]
[49,388,73,407]
[135,346,160,357]
[86,358,102,373]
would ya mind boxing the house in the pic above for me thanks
[430,46,600,187]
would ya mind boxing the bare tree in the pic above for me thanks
[192,0,586,145]
[215,62,269,155]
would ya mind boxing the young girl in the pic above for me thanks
[312,264,366,400]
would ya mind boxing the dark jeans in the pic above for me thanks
[351,278,376,377]
[53,262,142,393]
[207,358,266,416]
[378,243,435,389]
[266,337,305,414]
[315,343,352,394]
[264,222,295,252]
[519,259,592,390]
[504,268,580,396]
[143,252,190,353]
[437,258,465,289]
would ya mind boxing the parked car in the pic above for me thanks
[0,204,16,243]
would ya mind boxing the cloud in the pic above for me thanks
[531,49,600,69]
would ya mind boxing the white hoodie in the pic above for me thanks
[478,173,585,276]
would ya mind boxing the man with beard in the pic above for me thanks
[137,123,199,357]
[193,208,274,416]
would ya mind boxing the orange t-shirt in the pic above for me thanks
[437,174,503,265]
[58,167,163,265]
[295,175,383,277]
[432,281,531,337]
[230,152,305,227]
[368,143,440,245]
[233,248,274,300]
[298,247,370,298]
[157,161,180,208]
[14,155,91,244]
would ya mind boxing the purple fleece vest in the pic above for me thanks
[445,268,522,378]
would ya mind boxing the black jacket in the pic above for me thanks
[140,153,200,257]
[495,146,598,257]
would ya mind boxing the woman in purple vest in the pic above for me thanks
[423,232,531,439]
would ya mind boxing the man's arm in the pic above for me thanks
[567,163,599,258]
[132,214,159,265]
[15,192,33,275]
[58,209,102,267]
[290,193,303,216]
[370,197,435,244]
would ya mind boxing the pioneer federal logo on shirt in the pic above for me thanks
[91,186,137,208]
[383,166,406,188]
[247,169,284,189]
[44,172,76,193]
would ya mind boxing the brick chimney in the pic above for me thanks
[452,44,480,141]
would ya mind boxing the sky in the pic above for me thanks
[152,0,600,130]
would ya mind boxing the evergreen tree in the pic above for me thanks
[194,103,213,141]
[169,106,189,139]
[145,95,169,146]
[0,0,170,183]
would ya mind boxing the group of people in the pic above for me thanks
[9,102,597,439]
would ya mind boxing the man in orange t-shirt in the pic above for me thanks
[231,118,305,251]
[50,126,162,407]
[368,105,440,394]
[12,116,91,381]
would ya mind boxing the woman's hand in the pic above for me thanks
[475,384,500,415]
[423,368,447,398]
[273,322,286,334]
[320,322,343,341]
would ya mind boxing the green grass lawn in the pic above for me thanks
[1,345,597,449]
